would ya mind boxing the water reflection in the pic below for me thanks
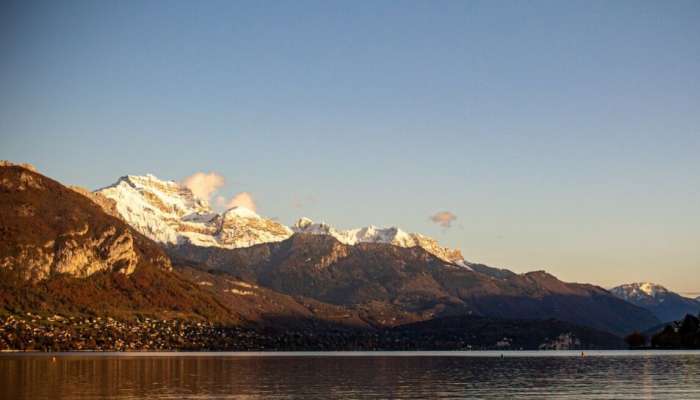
[1,352,699,399]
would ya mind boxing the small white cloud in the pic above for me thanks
[182,172,259,213]
[182,172,225,202]
[430,211,457,228]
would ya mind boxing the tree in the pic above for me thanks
[624,331,647,348]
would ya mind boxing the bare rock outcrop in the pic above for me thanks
[0,163,171,282]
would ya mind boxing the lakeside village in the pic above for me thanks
[1,313,592,352]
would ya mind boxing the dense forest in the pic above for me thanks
[651,314,700,349]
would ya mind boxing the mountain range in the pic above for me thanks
[95,174,467,265]
[97,172,660,335]
[610,282,700,323]
[0,162,673,350]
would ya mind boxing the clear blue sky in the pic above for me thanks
[2,1,699,293]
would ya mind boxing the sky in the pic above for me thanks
[1,1,699,293]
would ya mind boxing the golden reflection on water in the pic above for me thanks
[1,352,699,399]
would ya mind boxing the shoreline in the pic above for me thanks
[2,349,700,357]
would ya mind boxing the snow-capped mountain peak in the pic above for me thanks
[222,206,261,220]
[112,174,210,216]
[639,282,667,297]
[292,217,467,266]
[610,282,669,301]
[295,217,314,229]
[97,174,292,249]
[610,282,700,322]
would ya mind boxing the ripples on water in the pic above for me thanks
[1,351,699,399]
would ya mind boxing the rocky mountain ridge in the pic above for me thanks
[292,217,466,266]
[611,282,700,322]
[97,173,468,265]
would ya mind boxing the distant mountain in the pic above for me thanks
[170,234,660,336]
[611,282,666,301]
[610,282,700,322]
[97,174,468,264]
[292,217,466,265]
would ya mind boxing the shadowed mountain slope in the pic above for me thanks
[169,234,660,336]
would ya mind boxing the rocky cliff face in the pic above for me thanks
[5,223,140,281]
[0,163,171,282]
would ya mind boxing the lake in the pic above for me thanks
[1,351,699,399]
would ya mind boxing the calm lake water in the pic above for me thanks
[1,351,699,399]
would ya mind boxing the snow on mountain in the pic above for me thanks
[293,217,468,266]
[610,282,669,301]
[96,174,292,249]
[97,174,469,266]
[610,282,700,322]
